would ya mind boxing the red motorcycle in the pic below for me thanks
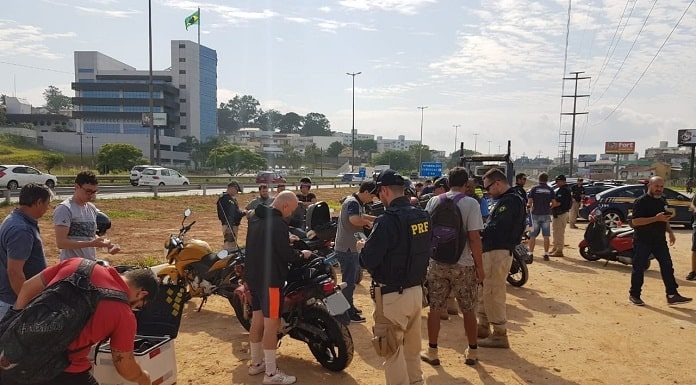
[578,208,653,269]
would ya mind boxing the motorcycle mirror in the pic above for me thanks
[184,208,192,217]
[217,249,229,259]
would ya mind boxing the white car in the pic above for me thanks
[0,165,58,189]
[129,164,158,186]
[138,167,189,186]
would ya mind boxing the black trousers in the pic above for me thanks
[1,371,98,385]
[630,240,679,297]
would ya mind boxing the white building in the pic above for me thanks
[376,135,420,152]
[644,141,688,159]
[4,97,32,114]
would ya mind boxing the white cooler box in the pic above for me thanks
[91,335,177,385]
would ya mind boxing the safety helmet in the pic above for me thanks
[96,212,111,236]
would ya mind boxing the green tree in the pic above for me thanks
[326,141,345,167]
[42,152,64,173]
[372,150,415,172]
[301,112,331,136]
[409,144,433,164]
[178,136,201,170]
[278,112,304,134]
[96,144,143,174]
[354,139,377,154]
[43,85,72,113]
[217,95,262,133]
[304,143,321,165]
[280,145,303,169]
[208,144,267,176]
[257,109,283,131]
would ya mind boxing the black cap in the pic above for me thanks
[371,169,405,194]
[434,176,449,190]
[555,174,566,181]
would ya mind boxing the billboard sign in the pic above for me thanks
[578,154,597,163]
[420,162,443,178]
[605,141,635,154]
[141,112,167,127]
[677,129,696,145]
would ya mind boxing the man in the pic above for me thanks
[217,181,244,251]
[414,182,424,198]
[54,171,117,261]
[245,191,312,384]
[687,194,696,281]
[421,179,434,195]
[466,178,491,219]
[629,176,692,306]
[356,169,431,385]
[0,184,51,320]
[418,177,449,205]
[292,178,317,229]
[478,169,525,349]
[527,173,555,261]
[246,184,274,217]
[4,258,158,385]
[569,178,585,229]
[551,175,572,257]
[334,181,377,323]
[513,173,528,207]
[275,183,286,195]
[420,167,484,366]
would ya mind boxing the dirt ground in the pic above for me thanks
[3,187,696,385]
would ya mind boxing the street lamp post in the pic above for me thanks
[346,72,361,172]
[453,124,460,153]
[417,106,428,170]
[487,140,492,154]
[473,133,479,153]
[77,131,84,165]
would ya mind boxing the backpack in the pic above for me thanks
[430,193,467,264]
[0,259,129,384]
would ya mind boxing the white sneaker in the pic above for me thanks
[263,369,297,384]
[248,361,265,376]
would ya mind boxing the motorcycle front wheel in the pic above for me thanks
[579,245,602,261]
[229,294,251,331]
[303,306,354,372]
[507,258,528,287]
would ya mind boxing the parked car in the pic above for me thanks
[339,173,364,183]
[0,165,57,189]
[256,171,286,184]
[130,164,158,186]
[578,182,625,219]
[138,167,189,186]
[591,184,692,228]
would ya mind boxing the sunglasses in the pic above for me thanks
[483,180,497,191]
[80,186,98,195]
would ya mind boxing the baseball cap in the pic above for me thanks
[227,181,241,190]
[434,177,449,190]
[371,169,405,194]
[555,174,567,181]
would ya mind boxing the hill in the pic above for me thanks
[0,133,69,169]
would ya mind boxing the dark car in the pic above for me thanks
[578,182,625,219]
[592,184,692,228]
[255,171,286,184]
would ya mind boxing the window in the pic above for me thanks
[179,84,186,89]
[179,58,186,62]
[81,90,119,98]
[179,43,186,48]
[82,105,120,112]
[12,167,27,174]
[179,70,186,74]
[123,91,162,99]
[26,167,40,175]
[123,106,163,112]
[179,98,186,103]
[180,125,187,130]
[78,68,94,73]
[160,169,170,176]
[180,112,187,117]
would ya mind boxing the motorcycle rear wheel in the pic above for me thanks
[579,245,602,261]
[507,258,528,287]
[304,306,354,372]
[229,294,251,331]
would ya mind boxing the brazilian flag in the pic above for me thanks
[185,9,199,30]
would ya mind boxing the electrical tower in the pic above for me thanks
[558,131,571,167]
[561,71,591,177]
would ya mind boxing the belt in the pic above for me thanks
[371,281,420,296]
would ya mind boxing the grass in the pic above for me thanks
[106,209,162,220]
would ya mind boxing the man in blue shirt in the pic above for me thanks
[0,183,51,319]
[527,173,556,260]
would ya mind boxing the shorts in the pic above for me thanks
[531,214,552,237]
[249,286,283,319]
[425,260,478,312]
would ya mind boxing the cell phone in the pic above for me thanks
[354,232,367,241]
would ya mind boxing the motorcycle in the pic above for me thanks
[154,209,241,312]
[230,252,355,372]
[508,243,530,287]
[578,208,653,269]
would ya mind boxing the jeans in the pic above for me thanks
[335,250,359,309]
[630,240,678,297]
[0,300,12,321]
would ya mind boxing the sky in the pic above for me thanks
[2,0,695,159]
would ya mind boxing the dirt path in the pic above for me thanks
[3,189,695,385]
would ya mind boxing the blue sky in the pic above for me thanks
[2,0,695,159]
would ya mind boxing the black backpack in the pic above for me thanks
[0,259,129,384]
[430,193,467,264]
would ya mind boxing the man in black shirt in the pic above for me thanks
[551,175,572,257]
[216,181,244,251]
[629,177,692,306]
[569,178,585,229]
[513,173,528,207]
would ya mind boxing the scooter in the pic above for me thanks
[578,208,653,269]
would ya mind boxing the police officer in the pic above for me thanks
[477,169,526,349]
[217,181,244,251]
[551,174,572,257]
[356,169,431,385]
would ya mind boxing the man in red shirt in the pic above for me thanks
[6,258,159,385]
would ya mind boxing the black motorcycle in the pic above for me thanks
[508,243,530,287]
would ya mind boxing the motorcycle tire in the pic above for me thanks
[303,306,354,372]
[579,245,602,261]
[229,294,251,331]
[507,258,528,287]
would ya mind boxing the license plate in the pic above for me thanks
[325,291,350,316]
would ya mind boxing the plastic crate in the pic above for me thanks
[136,284,186,338]
[92,335,176,385]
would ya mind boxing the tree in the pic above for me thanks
[408,144,433,164]
[372,150,415,172]
[326,141,345,167]
[301,112,332,136]
[279,145,303,169]
[278,112,304,134]
[217,95,262,133]
[208,144,267,176]
[178,136,201,170]
[42,153,64,173]
[43,85,72,113]
[354,139,377,154]
[304,143,321,165]
[96,144,143,174]
[257,109,283,131]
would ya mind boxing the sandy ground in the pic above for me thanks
[3,188,696,385]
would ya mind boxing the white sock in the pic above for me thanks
[264,349,277,375]
[250,342,263,365]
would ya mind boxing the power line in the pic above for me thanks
[592,0,632,89]
[0,60,74,75]
[559,0,573,135]
[593,0,659,104]
[592,0,695,125]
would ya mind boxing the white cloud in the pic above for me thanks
[0,20,76,60]
[217,88,240,103]
[338,0,437,15]
[161,1,276,24]
[314,18,377,33]
[74,6,141,18]
[285,16,311,24]
[275,37,285,43]
[318,6,331,13]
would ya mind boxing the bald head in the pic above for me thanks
[647,176,665,197]
[272,190,299,217]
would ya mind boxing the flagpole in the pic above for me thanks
[197,7,200,46]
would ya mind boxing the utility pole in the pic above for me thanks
[148,0,155,164]
[473,133,479,153]
[487,140,492,154]
[346,72,361,172]
[453,124,460,153]
[417,106,428,169]
[76,131,84,165]
[558,131,571,167]
[561,71,590,177]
